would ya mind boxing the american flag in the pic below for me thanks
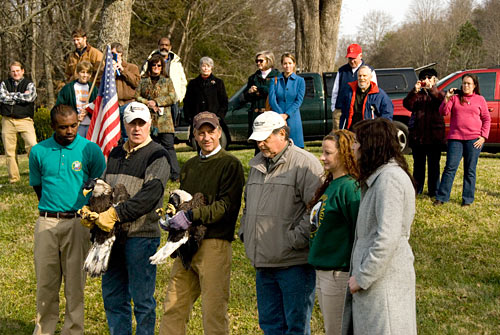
[86,45,120,157]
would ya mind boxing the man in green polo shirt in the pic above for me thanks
[29,104,105,335]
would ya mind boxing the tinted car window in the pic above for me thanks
[442,72,496,101]
[378,73,410,93]
[304,77,315,98]
[323,72,336,98]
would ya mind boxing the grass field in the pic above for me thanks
[0,143,499,334]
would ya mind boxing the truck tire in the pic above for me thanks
[190,129,228,151]
[393,121,411,154]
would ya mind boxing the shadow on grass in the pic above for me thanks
[0,181,34,195]
[0,318,32,335]
[476,187,500,199]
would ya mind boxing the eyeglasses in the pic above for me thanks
[151,64,162,68]
[255,59,265,64]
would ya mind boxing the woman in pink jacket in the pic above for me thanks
[434,74,491,206]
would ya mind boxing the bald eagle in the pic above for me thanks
[80,178,130,277]
[150,189,206,268]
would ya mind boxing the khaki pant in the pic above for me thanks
[332,109,342,131]
[1,116,37,183]
[316,270,349,335]
[32,215,90,335]
[160,239,232,335]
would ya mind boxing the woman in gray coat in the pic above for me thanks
[345,118,417,335]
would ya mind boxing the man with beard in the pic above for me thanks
[64,28,103,85]
[29,104,106,334]
[339,65,393,130]
[141,37,187,124]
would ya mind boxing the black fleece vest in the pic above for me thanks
[0,78,35,119]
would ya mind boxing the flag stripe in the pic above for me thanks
[86,45,121,157]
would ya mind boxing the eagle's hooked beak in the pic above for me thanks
[83,189,91,197]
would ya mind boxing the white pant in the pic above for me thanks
[316,270,349,335]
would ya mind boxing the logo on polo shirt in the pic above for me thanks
[72,161,82,172]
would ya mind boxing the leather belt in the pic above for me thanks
[39,211,79,219]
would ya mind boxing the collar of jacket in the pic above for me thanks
[348,80,379,95]
[249,139,294,174]
[278,72,298,81]
[365,159,399,187]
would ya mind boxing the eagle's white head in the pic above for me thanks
[82,178,112,197]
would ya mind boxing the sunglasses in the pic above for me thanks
[421,75,433,80]
[255,59,265,64]
[151,63,162,68]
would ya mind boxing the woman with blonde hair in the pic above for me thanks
[308,130,360,335]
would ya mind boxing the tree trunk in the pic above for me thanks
[97,0,134,58]
[42,17,55,106]
[291,0,342,73]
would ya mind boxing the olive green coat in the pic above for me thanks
[135,76,176,133]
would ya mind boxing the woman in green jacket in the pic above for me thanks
[308,129,360,335]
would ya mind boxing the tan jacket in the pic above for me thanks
[116,61,140,106]
[239,142,323,268]
[64,44,103,84]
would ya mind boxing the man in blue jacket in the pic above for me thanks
[331,44,377,130]
[340,65,393,130]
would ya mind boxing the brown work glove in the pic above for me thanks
[95,207,119,232]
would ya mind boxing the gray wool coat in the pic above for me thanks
[342,161,417,335]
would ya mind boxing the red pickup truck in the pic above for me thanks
[391,68,500,153]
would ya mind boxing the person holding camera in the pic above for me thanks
[403,68,445,197]
[433,73,491,206]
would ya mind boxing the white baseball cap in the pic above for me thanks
[123,101,151,123]
[248,111,286,142]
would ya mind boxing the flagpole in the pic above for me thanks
[88,45,108,100]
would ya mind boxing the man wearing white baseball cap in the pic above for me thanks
[240,111,323,334]
[90,100,170,335]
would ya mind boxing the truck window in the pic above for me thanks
[304,77,315,98]
[323,73,337,98]
[442,72,496,101]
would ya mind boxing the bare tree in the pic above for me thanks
[356,10,394,61]
[408,0,444,66]
[98,0,134,57]
[291,0,342,73]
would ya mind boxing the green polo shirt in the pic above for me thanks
[29,134,106,212]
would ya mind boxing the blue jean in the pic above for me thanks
[77,124,89,138]
[102,237,160,335]
[436,139,482,204]
[119,103,130,141]
[256,265,316,335]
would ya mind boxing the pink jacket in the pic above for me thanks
[439,93,491,140]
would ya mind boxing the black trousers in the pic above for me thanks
[153,133,180,180]
[411,144,442,196]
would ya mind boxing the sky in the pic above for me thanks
[338,0,412,38]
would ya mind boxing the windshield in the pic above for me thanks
[436,71,461,87]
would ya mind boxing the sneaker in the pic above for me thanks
[433,200,444,206]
